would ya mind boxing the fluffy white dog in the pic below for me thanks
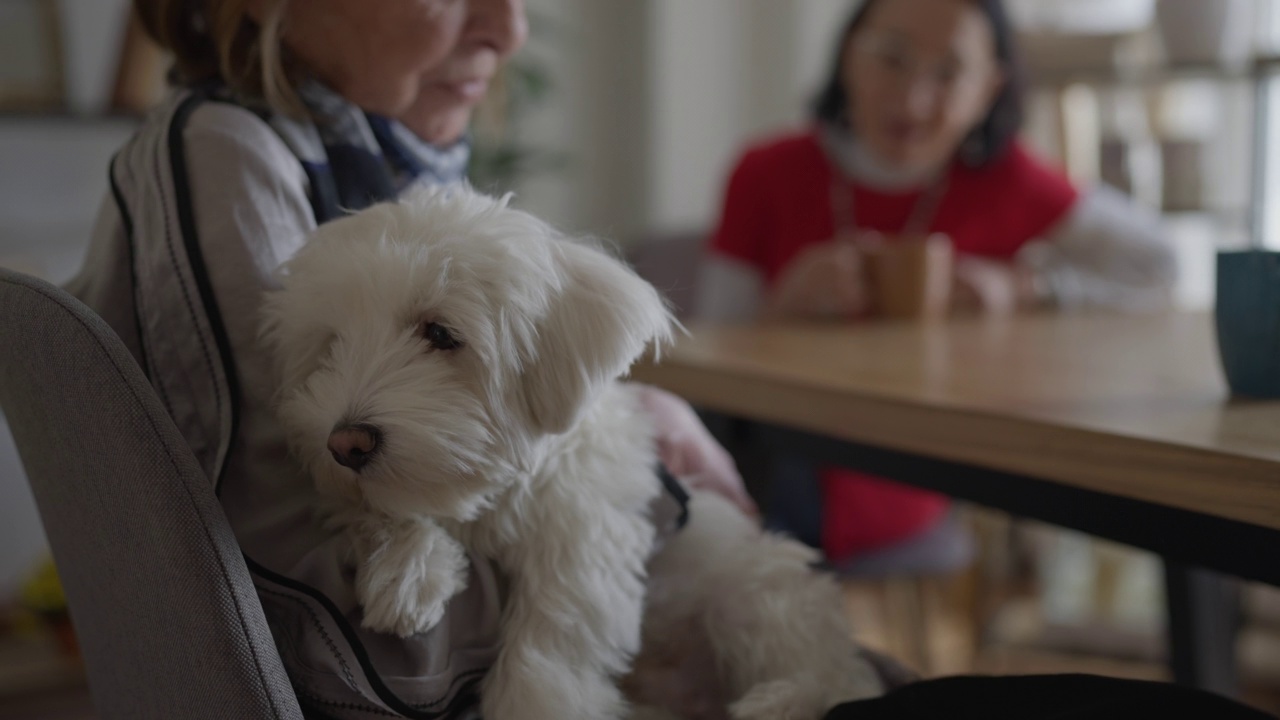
[262,185,882,720]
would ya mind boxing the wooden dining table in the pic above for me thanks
[631,311,1280,698]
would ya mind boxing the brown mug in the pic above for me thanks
[863,233,954,321]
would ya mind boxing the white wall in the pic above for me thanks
[0,119,134,282]
[516,0,654,242]
[646,0,750,235]
[57,0,131,114]
[644,0,854,236]
[517,0,859,242]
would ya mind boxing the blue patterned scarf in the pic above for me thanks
[257,80,471,223]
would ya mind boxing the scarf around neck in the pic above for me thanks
[253,80,471,224]
[818,121,938,192]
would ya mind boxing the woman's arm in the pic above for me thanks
[694,254,765,323]
[1018,184,1179,313]
[634,382,758,516]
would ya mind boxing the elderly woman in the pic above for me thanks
[699,0,1177,568]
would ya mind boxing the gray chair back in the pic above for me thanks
[0,268,302,720]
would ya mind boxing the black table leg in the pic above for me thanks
[1164,562,1240,698]
[695,410,772,502]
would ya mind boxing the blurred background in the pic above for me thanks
[3,0,1280,716]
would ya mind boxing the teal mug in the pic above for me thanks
[1215,250,1280,398]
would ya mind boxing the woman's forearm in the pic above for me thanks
[1020,185,1178,312]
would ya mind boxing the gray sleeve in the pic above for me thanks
[1018,185,1179,312]
[694,254,765,323]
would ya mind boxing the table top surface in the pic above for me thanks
[632,312,1280,531]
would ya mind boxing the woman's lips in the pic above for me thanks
[883,120,920,143]
[439,79,489,101]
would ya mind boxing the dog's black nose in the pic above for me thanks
[328,424,381,471]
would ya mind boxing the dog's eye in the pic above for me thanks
[422,322,462,351]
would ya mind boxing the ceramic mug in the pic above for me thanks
[1215,250,1280,398]
[864,233,955,321]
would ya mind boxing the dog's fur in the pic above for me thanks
[262,185,882,720]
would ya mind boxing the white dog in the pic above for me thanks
[262,185,882,720]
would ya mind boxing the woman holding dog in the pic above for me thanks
[698,0,1179,569]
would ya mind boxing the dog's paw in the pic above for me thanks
[355,522,469,637]
[358,578,453,637]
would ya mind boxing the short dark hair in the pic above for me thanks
[812,0,1025,167]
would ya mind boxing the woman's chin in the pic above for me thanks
[870,141,949,176]
[402,110,472,147]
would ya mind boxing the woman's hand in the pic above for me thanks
[634,384,758,518]
[951,255,1044,317]
[761,233,878,321]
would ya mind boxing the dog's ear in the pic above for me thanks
[519,241,675,434]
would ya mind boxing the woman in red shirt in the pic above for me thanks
[698,0,1177,565]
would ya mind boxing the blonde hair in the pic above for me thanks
[134,0,300,114]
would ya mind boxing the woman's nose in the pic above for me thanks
[903,79,941,120]
[466,0,529,58]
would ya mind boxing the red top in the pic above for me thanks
[709,129,1078,561]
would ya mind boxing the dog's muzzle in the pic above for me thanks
[328,423,381,472]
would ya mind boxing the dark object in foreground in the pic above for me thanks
[824,674,1276,720]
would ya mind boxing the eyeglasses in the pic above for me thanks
[851,32,996,93]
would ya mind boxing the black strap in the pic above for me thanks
[656,463,691,531]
